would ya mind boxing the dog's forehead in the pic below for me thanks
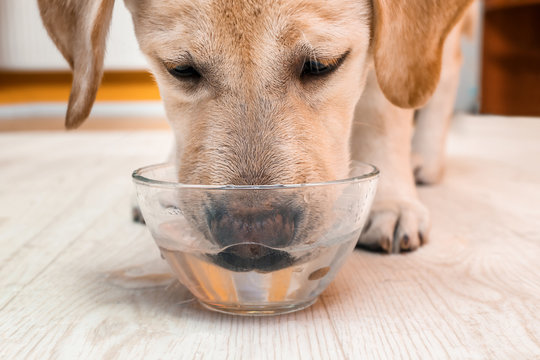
[206,0,359,40]
[135,0,370,59]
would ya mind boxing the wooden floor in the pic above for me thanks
[1,115,539,359]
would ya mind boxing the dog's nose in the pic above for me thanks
[205,204,301,271]
[206,205,299,248]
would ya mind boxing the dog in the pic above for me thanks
[38,0,477,255]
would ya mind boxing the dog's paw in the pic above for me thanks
[411,151,444,185]
[357,198,430,254]
[132,204,146,224]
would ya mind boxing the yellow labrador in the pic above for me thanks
[39,0,476,254]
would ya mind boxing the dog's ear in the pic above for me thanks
[38,0,115,129]
[372,0,473,108]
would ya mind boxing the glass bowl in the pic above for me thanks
[132,162,379,316]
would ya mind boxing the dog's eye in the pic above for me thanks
[300,51,350,79]
[301,60,334,76]
[168,65,200,79]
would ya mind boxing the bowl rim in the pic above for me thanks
[132,161,379,190]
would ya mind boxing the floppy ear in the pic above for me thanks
[38,0,115,129]
[372,0,474,108]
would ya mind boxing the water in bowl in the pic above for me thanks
[157,228,359,315]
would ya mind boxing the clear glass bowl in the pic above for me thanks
[132,162,379,316]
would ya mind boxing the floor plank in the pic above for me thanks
[0,115,539,359]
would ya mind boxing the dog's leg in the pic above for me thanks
[411,26,463,185]
[412,2,478,184]
[352,70,430,253]
[132,143,177,224]
[132,197,146,224]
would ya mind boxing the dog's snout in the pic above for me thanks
[205,202,301,272]
[205,203,300,249]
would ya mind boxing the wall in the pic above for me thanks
[456,1,484,112]
[0,0,481,112]
[0,0,146,70]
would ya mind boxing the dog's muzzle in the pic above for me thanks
[205,204,302,271]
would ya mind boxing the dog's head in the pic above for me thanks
[39,0,471,258]
[136,0,373,186]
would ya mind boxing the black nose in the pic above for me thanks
[206,204,300,248]
[204,203,301,271]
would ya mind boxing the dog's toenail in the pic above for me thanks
[419,232,425,244]
[381,237,391,252]
[402,234,410,247]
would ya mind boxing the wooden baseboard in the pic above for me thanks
[0,71,161,104]
[0,116,169,131]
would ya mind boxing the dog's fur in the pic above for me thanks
[39,0,476,254]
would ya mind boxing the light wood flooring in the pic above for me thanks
[1,115,539,359]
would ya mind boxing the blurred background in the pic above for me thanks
[0,0,539,131]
